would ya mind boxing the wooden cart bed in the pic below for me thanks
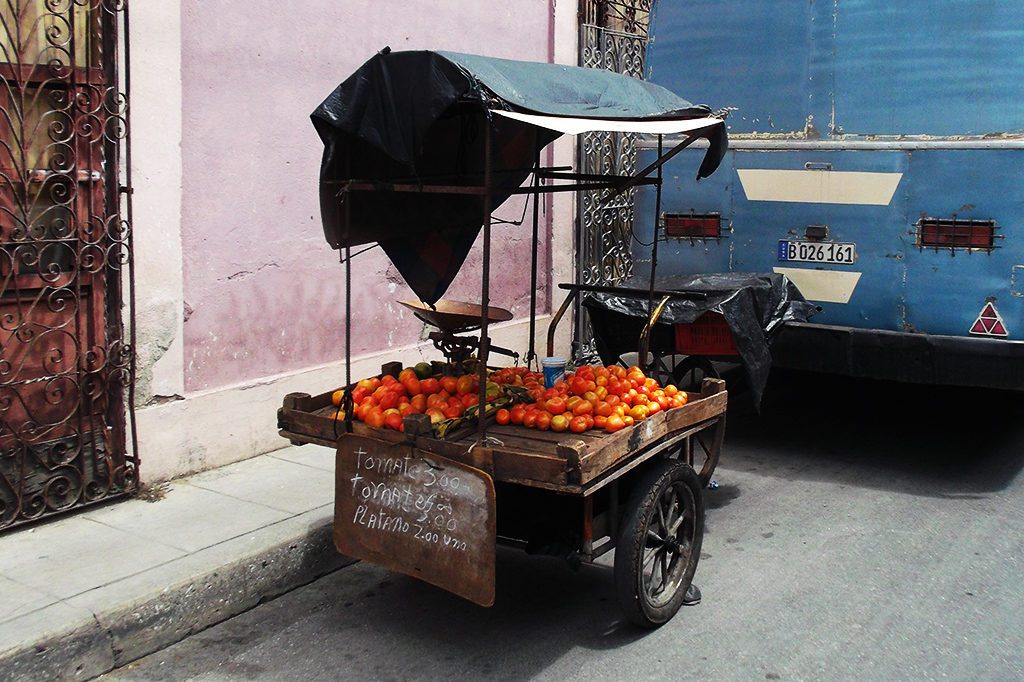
[278,379,727,495]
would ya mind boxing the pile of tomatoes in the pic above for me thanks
[494,364,687,434]
[336,364,686,435]
[336,368,494,431]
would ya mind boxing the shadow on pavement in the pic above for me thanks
[722,369,1024,497]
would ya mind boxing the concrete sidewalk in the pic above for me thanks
[0,444,350,681]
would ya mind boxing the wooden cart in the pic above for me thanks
[278,371,726,627]
[297,50,731,627]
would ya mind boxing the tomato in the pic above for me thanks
[443,405,463,419]
[569,415,589,433]
[426,394,445,409]
[622,415,635,427]
[629,404,649,421]
[456,375,476,396]
[378,392,400,411]
[593,415,608,429]
[440,376,458,394]
[384,412,404,431]
[509,404,527,425]
[545,397,567,415]
[595,401,613,417]
[365,408,386,429]
[381,374,398,386]
[550,414,569,432]
[425,408,445,424]
[400,375,421,396]
[331,389,345,406]
[461,393,479,408]
[604,414,625,433]
[350,387,367,404]
[410,394,427,413]
[495,408,511,425]
[646,400,662,415]
[572,400,593,416]
[536,412,552,431]
[523,411,539,429]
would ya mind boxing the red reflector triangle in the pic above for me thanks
[990,320,1008,336]
[970,319,988,334]
[980,303,998,320]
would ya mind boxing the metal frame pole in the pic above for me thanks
[477,123,493,441]
[644,134,664,372]
[527,143,541,368]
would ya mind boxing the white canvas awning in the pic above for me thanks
[491,109,724,136]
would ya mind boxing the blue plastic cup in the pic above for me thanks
[542,357,566,389]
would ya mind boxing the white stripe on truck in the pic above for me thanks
[774,267,863,304]
[738,169,902,205]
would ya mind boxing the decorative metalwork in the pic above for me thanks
[576,1,653,360]
[0,0,135,530]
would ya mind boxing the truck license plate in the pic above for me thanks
[777,240,857,265]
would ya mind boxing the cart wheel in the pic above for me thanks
[614,460,704,628]
[672,356,719,393]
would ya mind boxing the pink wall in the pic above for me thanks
[180,1,556,392]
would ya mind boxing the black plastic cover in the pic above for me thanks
[581,273,817,406]
[311,49,726,304]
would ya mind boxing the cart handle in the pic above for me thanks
[637,295,673,371]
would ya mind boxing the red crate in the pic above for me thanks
[674,313,737,356]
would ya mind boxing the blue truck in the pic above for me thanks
[633,0,1024,389]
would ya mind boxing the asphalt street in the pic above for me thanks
[105,371,1024,681]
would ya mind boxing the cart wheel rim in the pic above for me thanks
[640,480,696,608]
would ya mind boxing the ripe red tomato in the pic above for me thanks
[496,408,511,425]
[545,397,567,415]
[569,415,589,433]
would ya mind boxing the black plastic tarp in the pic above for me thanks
[581,273,818,406]
[311,49,727,304]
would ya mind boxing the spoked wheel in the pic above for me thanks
[614,460,704,628]
[672,356,719,393]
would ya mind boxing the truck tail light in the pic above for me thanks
[664,212,722,239]
[918,218,997,250]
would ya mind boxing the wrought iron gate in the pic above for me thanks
[0,0,136,530]
[576,0,653,358]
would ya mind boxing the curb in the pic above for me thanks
[0,514,354,681]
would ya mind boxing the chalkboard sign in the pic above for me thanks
[334,433,496,606]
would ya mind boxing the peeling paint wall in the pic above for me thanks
[179,0,557,393]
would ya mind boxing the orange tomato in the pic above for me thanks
[572,400,594,416]
[550,414,570,432]
[604,414,625,433]
[420,378,440,395]
[629,404,649,421]
[510,404,527,425]
[381,374,398,386]
[365,408,386,429]
[410,394,427,413]
[456,375,476,396]
[441,376,458,394]
[523,411,539,429]
[545,397,567,415]
[569,415,589,433]
[646,400,662,415]
[331,389,345,406]
[384,412,404,431]
[536,412,552,431]
[443,405,463,419]
[594,415,608,429]
[496,408,511,425]
[622,415,635,427]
